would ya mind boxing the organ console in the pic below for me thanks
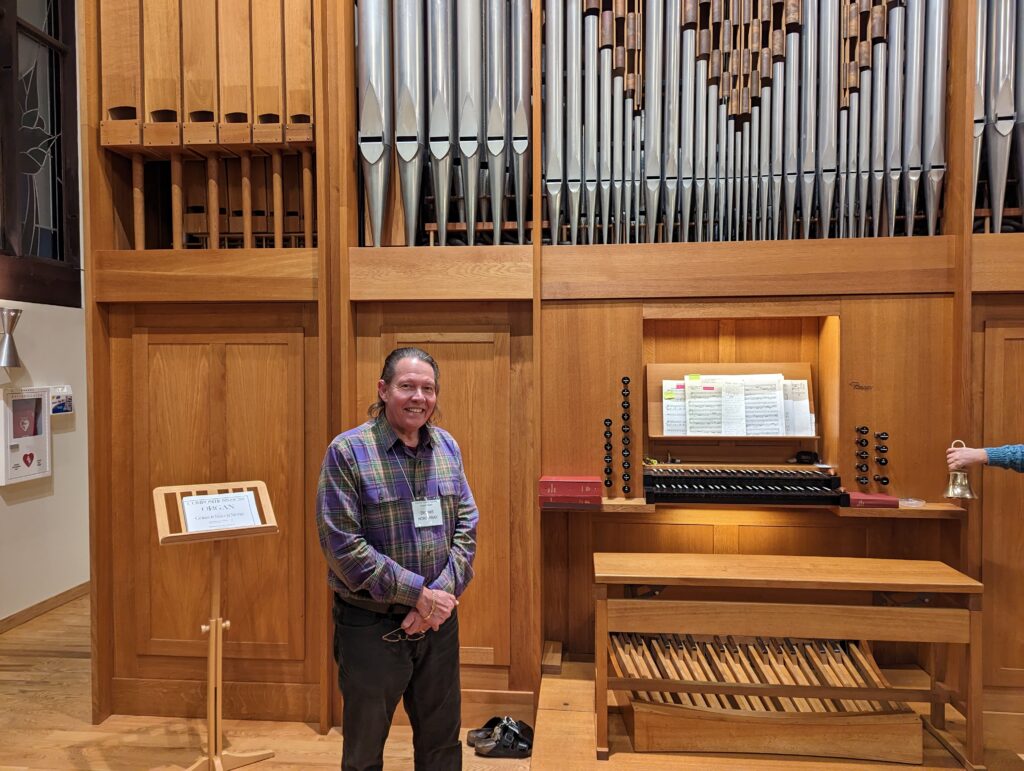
[643,463,844,506]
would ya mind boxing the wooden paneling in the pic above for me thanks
[132,330,305,662]
[181,0,218,145]
[252,0,286,143]
[383,326,513,666]
[541,301,643,497]
[982,323,1024,688]
[542,238,956,299]
[99,305,321,721]
[141,0,181,146]
[98,0,142,146]
[218,0,253,144]
[354,303,534,691]
[972,234,1024,292]
[349,246,534,300]
[284,0,315,142]
[92,249,317,302]
[840,297,954,501]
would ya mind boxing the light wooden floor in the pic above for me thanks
[531,661,1024,771]
[3,596,1023,771]
[0,596,528,770]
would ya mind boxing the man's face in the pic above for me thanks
[378,358,437,439]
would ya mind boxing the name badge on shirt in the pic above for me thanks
[412,498,444,528]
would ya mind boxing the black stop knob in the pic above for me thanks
[875,431,889,440]
[875,456,888,465]
[856,464,868,473]
[873,475,890,485]
[856,426,870,435]
[875,445,888,453]
[856,438,868,447]
[856,450,869,459]
[856,476,869,485]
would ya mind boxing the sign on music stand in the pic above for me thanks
[153,481,279,771]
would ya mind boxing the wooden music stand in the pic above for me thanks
[153,481,279,771]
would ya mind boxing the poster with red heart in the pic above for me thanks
[2,387,51,485]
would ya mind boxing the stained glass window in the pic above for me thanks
[0,0,79,306]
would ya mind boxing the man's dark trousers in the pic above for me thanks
[333,597,462,771]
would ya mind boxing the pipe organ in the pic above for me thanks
[542,0,950,244]
[973,0,1024,233]
[355,0,533,246]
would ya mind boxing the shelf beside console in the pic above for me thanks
[542,498,963,520]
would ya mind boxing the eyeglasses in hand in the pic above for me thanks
[382,626,426,643]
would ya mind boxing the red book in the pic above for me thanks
[539,494,602,509]
[844,492,900,508]
[538,475,604,497]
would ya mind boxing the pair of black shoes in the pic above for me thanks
[466,716,534,758]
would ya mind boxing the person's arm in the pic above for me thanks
[316,441,426,607]
[984,444,1024,473]
[428,444,479,597]
[946,445,989,471]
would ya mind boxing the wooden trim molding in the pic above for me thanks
[349,245,533,300]
[972,234,1024,292]
[542,237,956,299]
[0,254,82,308]
[91,248,317,302]
[0,581,90,634]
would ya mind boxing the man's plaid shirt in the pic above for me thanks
[316,416,479,608]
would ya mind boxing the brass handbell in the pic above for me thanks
[943,440,977,500]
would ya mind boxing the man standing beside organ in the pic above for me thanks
[317,347,479,771]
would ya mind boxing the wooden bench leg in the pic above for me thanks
[930,642,947,730]
[595,584,609,760]
[966,608,984,767]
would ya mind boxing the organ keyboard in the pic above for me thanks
[643,464,843,506]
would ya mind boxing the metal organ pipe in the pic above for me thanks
[534,0,947,244]
[920,0,945,237]
[902,0,924,236]
[510,0,531,244]
[662,0,682,241]
[427,0,455,246]
[986,0,1015,234]
[818,0,838,238]
[566,0,584,244]
[545,0,565,244]
[584,0,600,244]
[456,0,483,244]
[393,0,426,247]
[485,0,508,244]
[357,0,392,247]
[644,0,665,241]
[600,10,614,243]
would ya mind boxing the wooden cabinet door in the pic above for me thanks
[983,323,1024,688]
[130,328,306,664]
[384,328,512,667]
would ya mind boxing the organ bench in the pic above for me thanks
[593,552,984,768]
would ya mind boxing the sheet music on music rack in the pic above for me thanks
[660,374,815,437]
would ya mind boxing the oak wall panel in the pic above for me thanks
[982,323,1024,688]
[105,305,321,720]
[840,296,953,501]
[141,0,182,146]
[284,0,316,142]
[181,0,219,145]
[218,0,253,144]
[98,0,142,146]
[252,0,286,143]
